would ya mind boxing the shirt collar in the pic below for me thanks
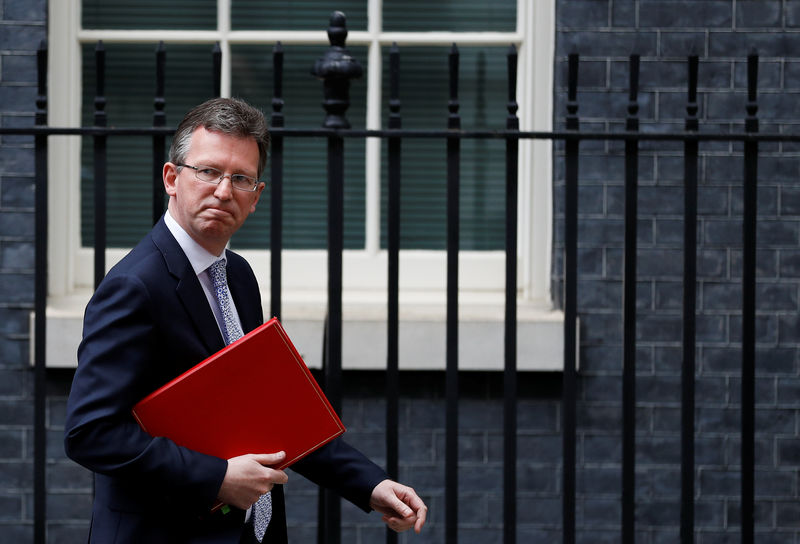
[164,210,225,275]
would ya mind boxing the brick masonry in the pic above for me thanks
[2,1,800,543]
[553,1,800,542]
[0,0,46,542]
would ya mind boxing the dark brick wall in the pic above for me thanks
[0,0,46,542]
[553,1,800,542]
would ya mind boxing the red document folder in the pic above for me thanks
[132,317,344,470]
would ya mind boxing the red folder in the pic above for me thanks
[132,317,344,470]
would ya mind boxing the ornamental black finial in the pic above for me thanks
[311,11,363,128]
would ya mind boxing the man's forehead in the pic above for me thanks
[191,126,254,144]
[187,127,259,162]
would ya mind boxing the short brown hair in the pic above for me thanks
[169,97,270,179]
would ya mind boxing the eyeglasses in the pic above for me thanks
[177,164,261,192]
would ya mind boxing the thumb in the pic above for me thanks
[250,451,286,466]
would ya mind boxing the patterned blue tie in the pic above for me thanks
[207,259,272,542]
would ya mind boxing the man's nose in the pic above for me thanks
[213,176,234,199]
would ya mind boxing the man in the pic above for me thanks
[64,97,427,543]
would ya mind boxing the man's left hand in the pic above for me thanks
[369,479,428,533]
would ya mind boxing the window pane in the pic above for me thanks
[383,0,515,32]
[82,0,217,30]
[380,46,509,250]
[81,43,219,247]
[230,44,367,250]
[231,1,367,31]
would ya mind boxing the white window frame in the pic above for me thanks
[42,0,564,371]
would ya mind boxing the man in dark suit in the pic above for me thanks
[64,97,427,544]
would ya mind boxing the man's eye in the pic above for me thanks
[231,175,250,184]
[199,168,219,176]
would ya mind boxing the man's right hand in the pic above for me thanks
[217,451,288,510]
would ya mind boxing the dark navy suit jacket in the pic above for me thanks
[65,218,387,543]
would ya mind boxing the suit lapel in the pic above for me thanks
[151,218,225,354]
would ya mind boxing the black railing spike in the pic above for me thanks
[154,42,166,125]
[507,44,518,113]
[688,54,698,105]
[746,53,758,133]
[95,42,106,117]
[567,53,579,130]
[747,51,759,105]
[36,40,47,107]
[448,44,459,128]
[152,41,167,223]
[687,55,699,131]
[272,42,284,110]
[628,54,640,116]
[389,43,400,119]
[212,42,222,98]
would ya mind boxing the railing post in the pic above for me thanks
[681,52,699,544]
[152,41,166,225]
[312,12,362,544]
[741,50,759,544]
[562,51,579,544]
[33,39,48,544]
[93,41,107,289]
[445,42,461,544]
[385,41,401,544]
[270,42,284,320]
[212,42,222,98]
[622,53,640,544]
[503,43,519,544]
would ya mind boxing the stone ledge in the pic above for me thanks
[32,290,571,371]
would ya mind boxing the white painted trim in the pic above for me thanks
[47,0,82,298]
[363,0,383,254]
[76,30,523,46]
[36,306,566,371]
[521,0,555,302]
[218,0,231,98]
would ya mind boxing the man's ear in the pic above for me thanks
[249,181,266,213]
[163,162,179,197]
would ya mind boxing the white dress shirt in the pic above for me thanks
[163,210,244,346]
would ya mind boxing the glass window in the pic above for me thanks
[230,45,367,249]
[231,0,368,31]
[379,46,509,250]
[78,0,518,251]
[82,0,217,30]
[383,0,516,32]
[80,43,216,246]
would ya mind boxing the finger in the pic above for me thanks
[268,468,289,485]
[414,505,428,533]
[385,490,415,517]
[382,513,416,533]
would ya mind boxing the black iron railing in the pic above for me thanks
[4,10,798,544]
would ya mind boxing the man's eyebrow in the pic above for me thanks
[192,161,257,176]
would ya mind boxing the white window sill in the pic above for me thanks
[32,289,570,371]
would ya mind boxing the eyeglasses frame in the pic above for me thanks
[176,163,261,192]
